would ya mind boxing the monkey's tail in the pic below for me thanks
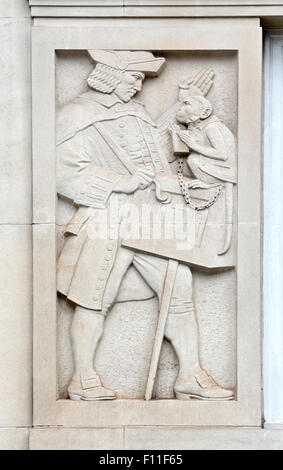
[218,182,233,256]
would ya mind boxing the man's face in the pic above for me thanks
[176,97,203,125]
[114,71,145,103]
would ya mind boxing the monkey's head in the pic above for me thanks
[176,95,213,125]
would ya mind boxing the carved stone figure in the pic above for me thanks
[170,94,236,254]
[56,50,235,401]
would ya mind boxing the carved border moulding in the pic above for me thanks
[32,23,262,427]
[28,0,283,19]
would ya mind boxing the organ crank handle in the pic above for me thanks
[153,178,172,204]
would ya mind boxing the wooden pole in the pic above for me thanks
[145,259,178,400]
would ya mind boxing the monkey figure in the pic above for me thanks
[170,95,237,255]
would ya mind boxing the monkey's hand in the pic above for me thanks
[169,123,182,134]
[178,131,199,152]
[188,179,211,190]
[188,179,222,190]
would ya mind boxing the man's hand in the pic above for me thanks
[113,167,155,194]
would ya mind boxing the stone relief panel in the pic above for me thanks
[56,50,237,401]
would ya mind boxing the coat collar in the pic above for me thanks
[79,90,145,109]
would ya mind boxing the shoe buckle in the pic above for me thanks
[194,371,217,390]
[80,376,101,391]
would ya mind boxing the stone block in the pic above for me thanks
[30,427,124,450]
[0,428,29,450]
[0,0,30,18]
[0,18,31,223]
[0,226,32,426]
[125,427,283,450]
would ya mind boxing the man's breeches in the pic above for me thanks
[100,246,194,316]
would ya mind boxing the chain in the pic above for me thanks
[177,157,223,211]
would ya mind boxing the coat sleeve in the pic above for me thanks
[57,127,123,209]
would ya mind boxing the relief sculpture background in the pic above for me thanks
[56,50,237,401]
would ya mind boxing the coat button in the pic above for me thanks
[107,244,114,251]
[104,255,112,261]
[93,297,99,302]
[119,123,125,128]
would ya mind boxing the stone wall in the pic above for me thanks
[0,0,283,450]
